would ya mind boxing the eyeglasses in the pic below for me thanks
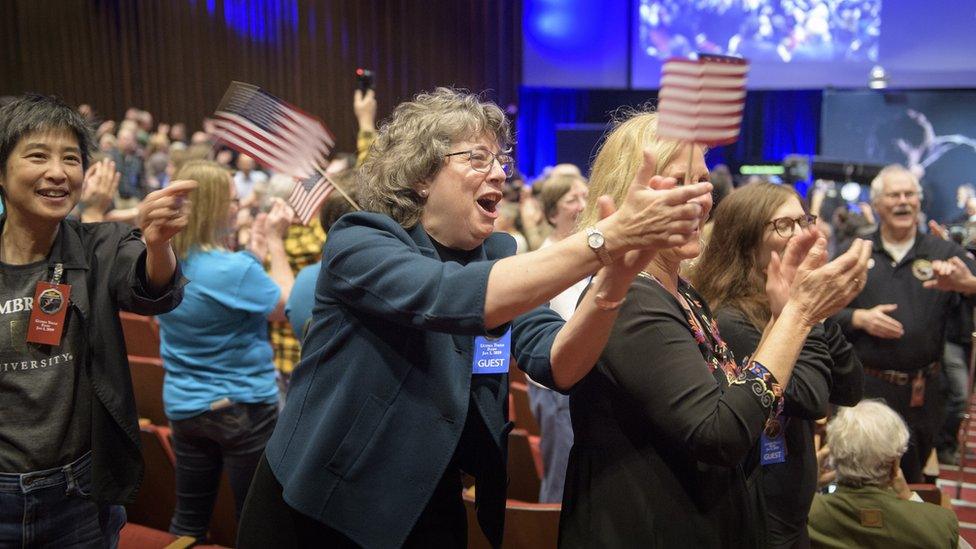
[766,214,817,238]
[445,148,515,178]
[882,190,919,200]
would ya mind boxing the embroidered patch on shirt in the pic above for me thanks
[859,509,883,528]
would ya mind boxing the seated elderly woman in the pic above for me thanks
[808,400,962,549]
[236,89,713,547]
[693,182,864,548]
[558,110,872,548]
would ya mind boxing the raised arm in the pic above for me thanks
[137,179,197,293]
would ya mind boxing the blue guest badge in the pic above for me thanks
[760,418,787,466]
[472,329,511,374]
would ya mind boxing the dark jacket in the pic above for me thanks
[264,212,564,549]
[808,486,958,549]
[44,218,186,503]
[833,230,976,371]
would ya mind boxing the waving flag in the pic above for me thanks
[211,81,335,179]
[657,55,749,146]
[289,172,335,225]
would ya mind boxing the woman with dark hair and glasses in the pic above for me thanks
[694,182,864,549]
[238,88,714,547]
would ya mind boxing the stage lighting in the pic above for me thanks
[869,65,888,89]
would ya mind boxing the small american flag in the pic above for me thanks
[657,54,749,146]
[211,81,335,179]
[289,172,334,225]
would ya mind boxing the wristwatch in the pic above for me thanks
[585,226,613,266]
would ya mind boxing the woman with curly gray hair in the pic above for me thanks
[237,88,714,547]
[808,400,962,548]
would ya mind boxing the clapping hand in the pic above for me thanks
[787,238,872,326]
[597,148,706,274]
[924,256,976,294]
[247,198,293,260]
[80,158,121,221]
[604,148,711,255]
[765,226,821,317]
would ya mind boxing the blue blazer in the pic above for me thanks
[265,212,564,548]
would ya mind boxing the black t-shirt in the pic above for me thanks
[0,260,91,472]
[428,235,499,477]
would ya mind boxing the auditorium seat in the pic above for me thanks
[120,312,161,358]
[509,382,541,436]
[206,474,239,547]
[127,423,177,531]
[129,355,167,426]
[126,422,239,545]
[118,523,194,549]
[507,429,541,503]
[908,483,950,509]
[463,491,561,548]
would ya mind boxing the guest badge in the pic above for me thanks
[472,329,511,374]
[760,417,787,466]
[27,266,71,346]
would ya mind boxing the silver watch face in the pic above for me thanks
[588,231,605,248]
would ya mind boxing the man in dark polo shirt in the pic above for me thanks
[833,164,976,482]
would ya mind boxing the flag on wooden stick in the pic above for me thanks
[289,172,335,225]
[211,81,335,179]
[657,54,749,146]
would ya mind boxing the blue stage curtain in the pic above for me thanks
[516,88,587,179]
[517,87,822,178]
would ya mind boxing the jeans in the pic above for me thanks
[0,452,127,548]
[169,402,277,541]
[939,341,970,453]
[527,382,573,503]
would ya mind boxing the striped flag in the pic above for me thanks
[289,172,334,225]
[211,81,335,179]
[657,54,749,146]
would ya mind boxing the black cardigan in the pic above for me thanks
[44,218,185,503]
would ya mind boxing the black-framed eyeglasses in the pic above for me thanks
[445,148,515,178]
[766,214,817,238]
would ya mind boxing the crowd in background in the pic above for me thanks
[3,86,975,548]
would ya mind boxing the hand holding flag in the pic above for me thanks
[657,54,749,184]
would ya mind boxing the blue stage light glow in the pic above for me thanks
[196,0,298,43]
[524,0,608,52]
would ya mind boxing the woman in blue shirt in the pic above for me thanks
[158,159,293,542]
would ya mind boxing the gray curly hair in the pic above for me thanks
[359,88,512,228]
[827,400,910,488]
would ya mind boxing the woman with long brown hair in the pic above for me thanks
[693,182,863,549]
